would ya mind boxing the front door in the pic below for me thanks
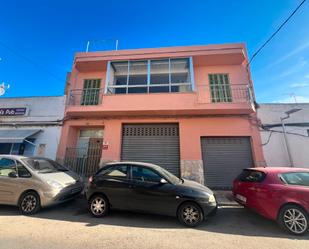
[0,157,18,204]
[127,165,178,216]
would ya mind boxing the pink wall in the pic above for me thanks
[57,116,265,166]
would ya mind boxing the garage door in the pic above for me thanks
[201,137,253,189]
[121,124,180,176]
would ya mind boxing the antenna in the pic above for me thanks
[85,39,119,52]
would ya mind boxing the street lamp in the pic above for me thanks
[280,108,302,167]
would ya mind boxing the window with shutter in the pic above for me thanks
[208,74,232,103]
[81,79,101,105]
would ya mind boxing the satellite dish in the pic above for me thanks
[0,86,5,96]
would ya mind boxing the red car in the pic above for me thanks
[233,167,309,235]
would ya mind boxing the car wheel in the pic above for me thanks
[177,202,204,227]
[278,204,309,235]
[89,194,109,217]
[19,191,41,215]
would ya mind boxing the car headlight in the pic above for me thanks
[47,180,63,189]
[208,194,216,204]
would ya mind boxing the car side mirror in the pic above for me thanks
[160,178,168,184]
[8,171,17,178]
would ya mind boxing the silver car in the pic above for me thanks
[0,155,84,214]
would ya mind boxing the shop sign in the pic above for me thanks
[0,107,27,116]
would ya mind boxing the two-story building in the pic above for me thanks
[57,43,265,189]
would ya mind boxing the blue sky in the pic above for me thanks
[0,0,309,103]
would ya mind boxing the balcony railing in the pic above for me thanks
[208,84,253,104]
[67,84,253,106]
[67,88,103,106]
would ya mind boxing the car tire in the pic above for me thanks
[177,202,204,227]
[18,191,41,215]
[278,204,309,235]
[89,194,109,218]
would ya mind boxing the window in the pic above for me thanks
[132,166,162,182]
[209,74,232,102]
[101,165,128,179]
[22,158,68,173]
[16,161,31,178]
[107,58,193,94]
[81,79,101,105]
[128,60,148,93]
[280,172,309,187]
[237,169,266,183]
[0,158,17,177]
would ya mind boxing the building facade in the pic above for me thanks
[0,96,65,159]
[57,44,265,188]
[258,103,309,168]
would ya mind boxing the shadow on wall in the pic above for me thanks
[0,197,308,240]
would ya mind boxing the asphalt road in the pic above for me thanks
[0,198,308,249]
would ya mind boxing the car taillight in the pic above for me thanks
[88,176,93,183]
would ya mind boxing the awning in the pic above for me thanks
[0,129,41,143]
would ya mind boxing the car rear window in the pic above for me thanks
[280,172,309,187]
[237,169,266,183]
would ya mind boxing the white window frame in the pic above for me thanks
[104,57,195,94]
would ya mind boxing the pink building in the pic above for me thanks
[57,43,265,189]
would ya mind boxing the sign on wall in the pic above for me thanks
[0,107,27,116]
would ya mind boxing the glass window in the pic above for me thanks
[0,158,17,177]
[79,129,103,138]
[107,58,193,94]
[150,59,169,85]
[280,172,309,186]
[22,158,68,174]
[101,165,128,179]
[110,61,128,94]
[132,166,162,182]
[237,169,266,183]
[16,161,31,178]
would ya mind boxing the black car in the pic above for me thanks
[86,162,217,227]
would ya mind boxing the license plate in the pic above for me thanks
[236,194,247,203]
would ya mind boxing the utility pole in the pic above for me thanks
[280,108,302,167]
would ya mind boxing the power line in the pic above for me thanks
[0,40,64,83]
[248,0,307,66]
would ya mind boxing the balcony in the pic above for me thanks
[66,83,254,117]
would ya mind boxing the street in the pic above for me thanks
[0,197,308,249]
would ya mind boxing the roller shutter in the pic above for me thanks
[201,137,253,189]
[121,124,180,176]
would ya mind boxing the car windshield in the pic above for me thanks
[280,172,309,187]
[152,165,182,184]
[22,158,68,173]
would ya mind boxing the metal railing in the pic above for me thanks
[64,145,102,177]
[67,88,103,106]
[67,84,253,106]
[207,84,253,104]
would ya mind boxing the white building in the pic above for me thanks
[0,96,65,159]
[258,103,309,168]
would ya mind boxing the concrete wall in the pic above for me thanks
[258,104,309,168]
[0,96,65,159]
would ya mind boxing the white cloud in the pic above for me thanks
[269,40,309,67]
[274,95,309,103]
[290,82,309,88]
[277,57,307,78]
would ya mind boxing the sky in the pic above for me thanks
[0,0,309,103]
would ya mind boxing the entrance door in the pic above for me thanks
[201,137,253,189]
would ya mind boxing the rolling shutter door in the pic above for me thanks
[201,137,253,189]
[121,124,180,176]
